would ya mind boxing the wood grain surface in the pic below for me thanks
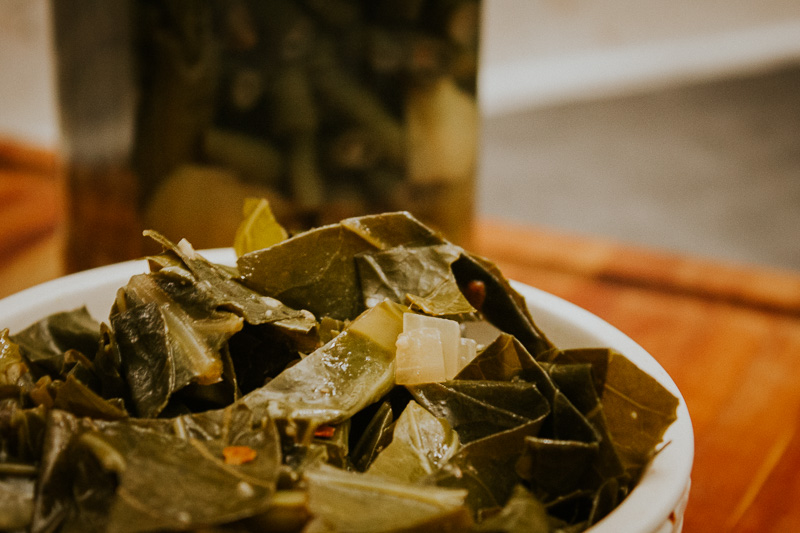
[474,220,800,533]
[0,140,64,298]
[2,142,800,532]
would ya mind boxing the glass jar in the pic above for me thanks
[52,0,481,272]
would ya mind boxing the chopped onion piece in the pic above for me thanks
[395,314,474,385]
[396,327,446,385]
[458,338,477,373]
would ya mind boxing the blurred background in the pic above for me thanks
[477,1,800,272]
[1,0,799,286]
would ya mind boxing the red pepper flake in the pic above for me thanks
[464,280,486,311]
[223,445,257,465]
[314,425,336,439]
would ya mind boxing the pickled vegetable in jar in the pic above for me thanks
[52,0,481,271]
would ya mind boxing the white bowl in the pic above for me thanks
[0,250,693,533]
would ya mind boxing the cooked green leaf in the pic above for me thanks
[238,223,376,321]
[110,303,191,418]
[435,418,546,513]
[241,300,406,425]
[593,350,679,478]
[547,390,599,444]
[0,401,47,463]
[409,381,549,444]
[356,244,475,315]
[146,230,315,329]
[339,212,446,250]
[0,476,35,530]
[350,400,394,472]
[111,271,245,417]
[33,405,281,532]
[456,334,558,403]
[546,348,678,479]
[93,324,130,407]
[1,328,34,392]
[547,361,624,484]
[451,255,554,358]
[237,212,446,321]
[516,437,599,498]
[51,375,128,421]
[304,464,471,532]
[11,307,101,380]
[367,401,459,482]
[225,324,302,396]
[586,477,623,527]
[471,484,552,533]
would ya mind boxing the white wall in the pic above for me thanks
[0,0,57,147]
[2,0,800,147]
[479,0,800,115]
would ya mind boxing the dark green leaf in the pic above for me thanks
[451,255,554,358]
[11,307,101,380]
[109,303,176,418]
[515,437,599,498]
[304,464,471,533]
[52,375,128,421]
[350,400,394,472]
[445,381,550,422]
[409,381,547,444]
[238,212,446,321]
[1,329,34,393]
[460,339,599,451]
[0,400,47,463]
[456,334,559,407]
[456,333,540,383]
[547,348,678,479]
[547,362,624,484]
[111,271,245,417]
[238,223,378,321]
[32,405,281,533]
[471,485,552,533]
[586,477,622,526]
[546,348,610,395]
[93,324,128,402]
[146,230,314,330]
[436,418,545,514]
[594,350,679,478]
[340,211,446,250]
[367,401,459,482]
[226,324,302,396]
[543,489,595,529]
[547,362,602,415]
[548,390,599,444]
[356,244,475,315]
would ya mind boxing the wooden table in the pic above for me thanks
[475,222,800,532]
[3,142,800,532]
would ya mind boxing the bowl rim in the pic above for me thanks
[0,250,694,533]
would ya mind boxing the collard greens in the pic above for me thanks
[0,210,678,532]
